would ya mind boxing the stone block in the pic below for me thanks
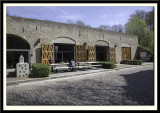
[16,63,29,77]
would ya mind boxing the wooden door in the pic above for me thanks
[88,46,96,61]
[110,47,116,63]
[121,47,131,60]
[126,48,131,59]
[42,44,54,65]
[76,45,87,62]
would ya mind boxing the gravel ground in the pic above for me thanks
[6,64,154,106]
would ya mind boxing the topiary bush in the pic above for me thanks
[30,63,50,78]
[120,60,142,65]
[97,61,116,69]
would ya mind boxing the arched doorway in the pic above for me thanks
[121,43,131,60]
[53,37,76,63]
[95,40,109,61]
[7,34,30,68]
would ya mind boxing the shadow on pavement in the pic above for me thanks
[120,69,154,105]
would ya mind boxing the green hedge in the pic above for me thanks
[97,61,116,69]
[30,63,50,78]
[120,60,142,65]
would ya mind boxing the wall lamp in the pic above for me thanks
[83,42,87,45]
[114,44,117,48]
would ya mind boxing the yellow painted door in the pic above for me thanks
[88,46,96,61]
[76,45,87,62]
[42,44,54,65]
[110,47,116,63]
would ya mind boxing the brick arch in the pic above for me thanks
[7,33,30,49]
[94,40,109,46]
[121,42,131,48]
[7,34,31,68]
[51,37,76,44]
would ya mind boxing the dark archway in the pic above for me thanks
[95,40,109,61]
[53,37,76,63]
[7,34,30,68]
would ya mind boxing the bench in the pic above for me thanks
[76,62,102,70]
[51,65,77,73]
[87,62,102,69]
[53,66,73,73]
[50,62,102,73]
[89,64,102,69]
[76,65,89,70]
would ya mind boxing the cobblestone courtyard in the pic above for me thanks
[6,64,154,105]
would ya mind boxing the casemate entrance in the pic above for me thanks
[54,43,75,63]
[95,40,109,62]
[53,37,76,63]
[7,34,30,68]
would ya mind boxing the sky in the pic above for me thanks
[7,6,153,28]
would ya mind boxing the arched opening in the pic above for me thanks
[95,40,109,61]
[53,37,76,63]
[121,43,131,60]
[7,34,30,68]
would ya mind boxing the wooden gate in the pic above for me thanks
[76,45,87,62]
[88,46,96,61]
[110,47,116,63]
[121,47,131,60]
[42,44,54,65]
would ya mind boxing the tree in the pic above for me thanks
[129,9,154,32]
[145,8,154,31]
[98,24,123,33]
[126,16,146,43]
[99,25,111,30]
[75,20,85,26]
[66,19,74,24]
[130,10,146,21]
[125,16,153,52]
[111,24,123,33]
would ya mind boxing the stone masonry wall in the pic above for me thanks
[7,16,138,63]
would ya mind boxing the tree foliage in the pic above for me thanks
[145,8,154,31]
[99,25,111,30]
[66,19,74,24]
[75,20,86,26]
[125,9,154,52]
[129,9,154,32]
[98,24,124,33]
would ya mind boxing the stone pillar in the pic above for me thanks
[30,42,42,64]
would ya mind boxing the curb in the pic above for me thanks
[6,63,153,86]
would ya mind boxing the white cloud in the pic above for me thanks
[109,21,120,26]
[98,12,128,26]
[56,14,83,21]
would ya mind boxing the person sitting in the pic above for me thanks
[69,59,76,71]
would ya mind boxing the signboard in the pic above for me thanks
[140,52,146,57]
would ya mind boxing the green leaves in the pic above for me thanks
[97,61,116,69]
[125,10,154,53]
[30,63,50,78]
[120,60,142,65]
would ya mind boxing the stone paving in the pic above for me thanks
[6,64,154,105]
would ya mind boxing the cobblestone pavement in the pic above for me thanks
[6,64,154,105]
